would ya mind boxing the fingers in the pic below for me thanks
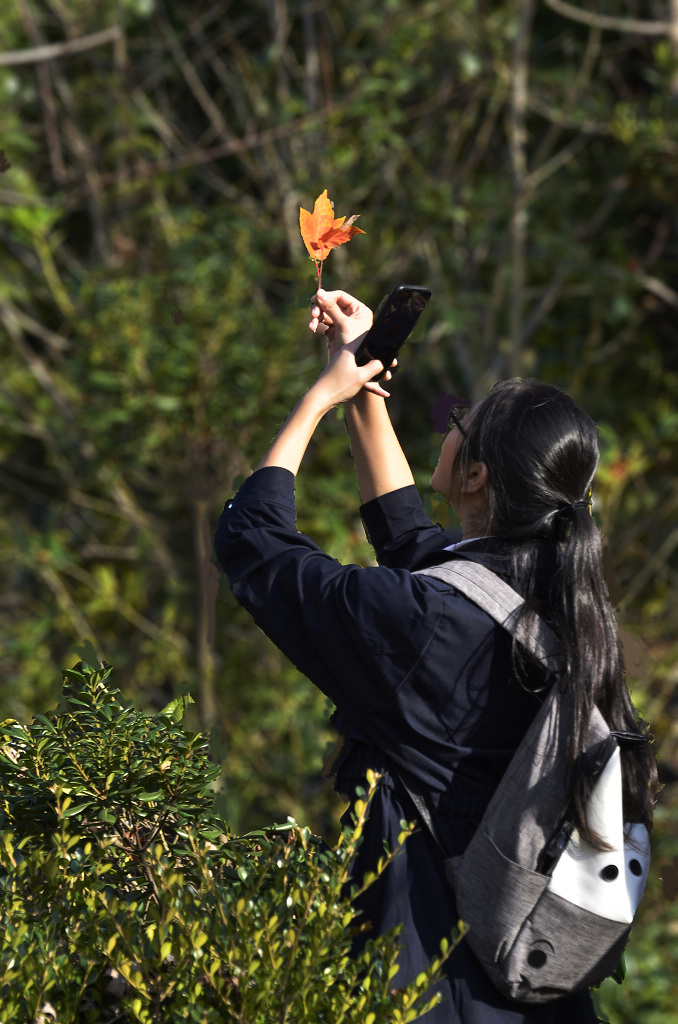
[362,368,392,396]
[313,289,350,327]
[310,288,374,347]
[354,355,389,396]
[315,288,362,315]
[309,292,338,332]
[357,358,389,395]
[363,381,391,398]
[312,289,368,331]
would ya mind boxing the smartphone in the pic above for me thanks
[354,284,431,377]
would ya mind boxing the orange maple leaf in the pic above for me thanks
[299,189,365,289]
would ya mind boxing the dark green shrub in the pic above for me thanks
[0,662,460,1022]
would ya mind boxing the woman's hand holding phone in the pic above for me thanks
[309,287,419,501]
[309,289,396,398]
[310,289,392,397]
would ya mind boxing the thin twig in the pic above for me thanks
[508,0,536,377]
[0,25,122,67]
[159,11,233,146]
[519,263,568,347]
[525,132,590,191]
[62,105,339,206]
[0,298,71,352]
[0,308,76,422]
[526,94,607,135]
[17,0,68,185]
[635,274,678,309]
[531,25,601,169]
[302,0,321,112]
[543,0,672,36]
[35,563,104,661]
[620,527,678,610]
[457,79,509,189]
[191,499,219,732]
[50,69,110,261]
[59,561,191,656]
[0,190,56,207]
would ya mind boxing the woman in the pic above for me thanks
[214,288,657,1023]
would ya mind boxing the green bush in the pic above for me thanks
[0,661,460,1023]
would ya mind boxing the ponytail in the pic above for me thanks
[456,379,659,849]
[547,502,655,848]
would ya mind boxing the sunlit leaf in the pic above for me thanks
[299,189,365,288]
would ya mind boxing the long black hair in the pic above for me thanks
[456,378,658,849]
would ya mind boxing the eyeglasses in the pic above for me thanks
[447,404,471,437]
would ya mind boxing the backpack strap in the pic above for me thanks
[397,559,565,850]
[413,560,565,675]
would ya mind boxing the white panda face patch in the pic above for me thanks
[547,748,651,923]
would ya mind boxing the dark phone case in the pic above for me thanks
[354,285,431,374]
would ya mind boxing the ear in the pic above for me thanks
[460,461,488,495]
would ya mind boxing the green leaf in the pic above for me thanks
[32,713,58,732]
[0,727,28,744]
[156,694,195,723]
[62,802,94,818]
[611,952,626,985]
[71,641,102,671]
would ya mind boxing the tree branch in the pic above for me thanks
[159,11,234,148]
[0,298,71,353]
[525,132,590,191]
[302,0,321,113]
[192,499,219,733]
[508,0,536,377]
[62,105,338,206]
[59,562,191,656]
[35,562,104,662]
[18,0,68,186]
[0,307,76,423]
[621,526,678,610]
[0,25,122,67]
[636,273,678,309]
[531,24,601,169]
[520,263,569,347]
[543,0,673,36]
[526,93,607,136]
[0,190,56,207]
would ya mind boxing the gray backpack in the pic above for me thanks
[404,559,652,1003]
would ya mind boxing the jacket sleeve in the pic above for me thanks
[360,485,462,570]
[213,467,444,724]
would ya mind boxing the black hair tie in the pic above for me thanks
[556,499,592,517]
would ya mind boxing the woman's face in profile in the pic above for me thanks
[431,422,466,506]
[431,401,482,506]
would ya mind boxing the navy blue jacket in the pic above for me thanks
[215,467,597,1024]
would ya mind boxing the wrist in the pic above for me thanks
[345,389,388,422]
[304,379,336,420]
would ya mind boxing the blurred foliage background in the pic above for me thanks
[0,0,677,1019]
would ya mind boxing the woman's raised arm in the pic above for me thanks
[312,290,415,503]
[343,390,414,503]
